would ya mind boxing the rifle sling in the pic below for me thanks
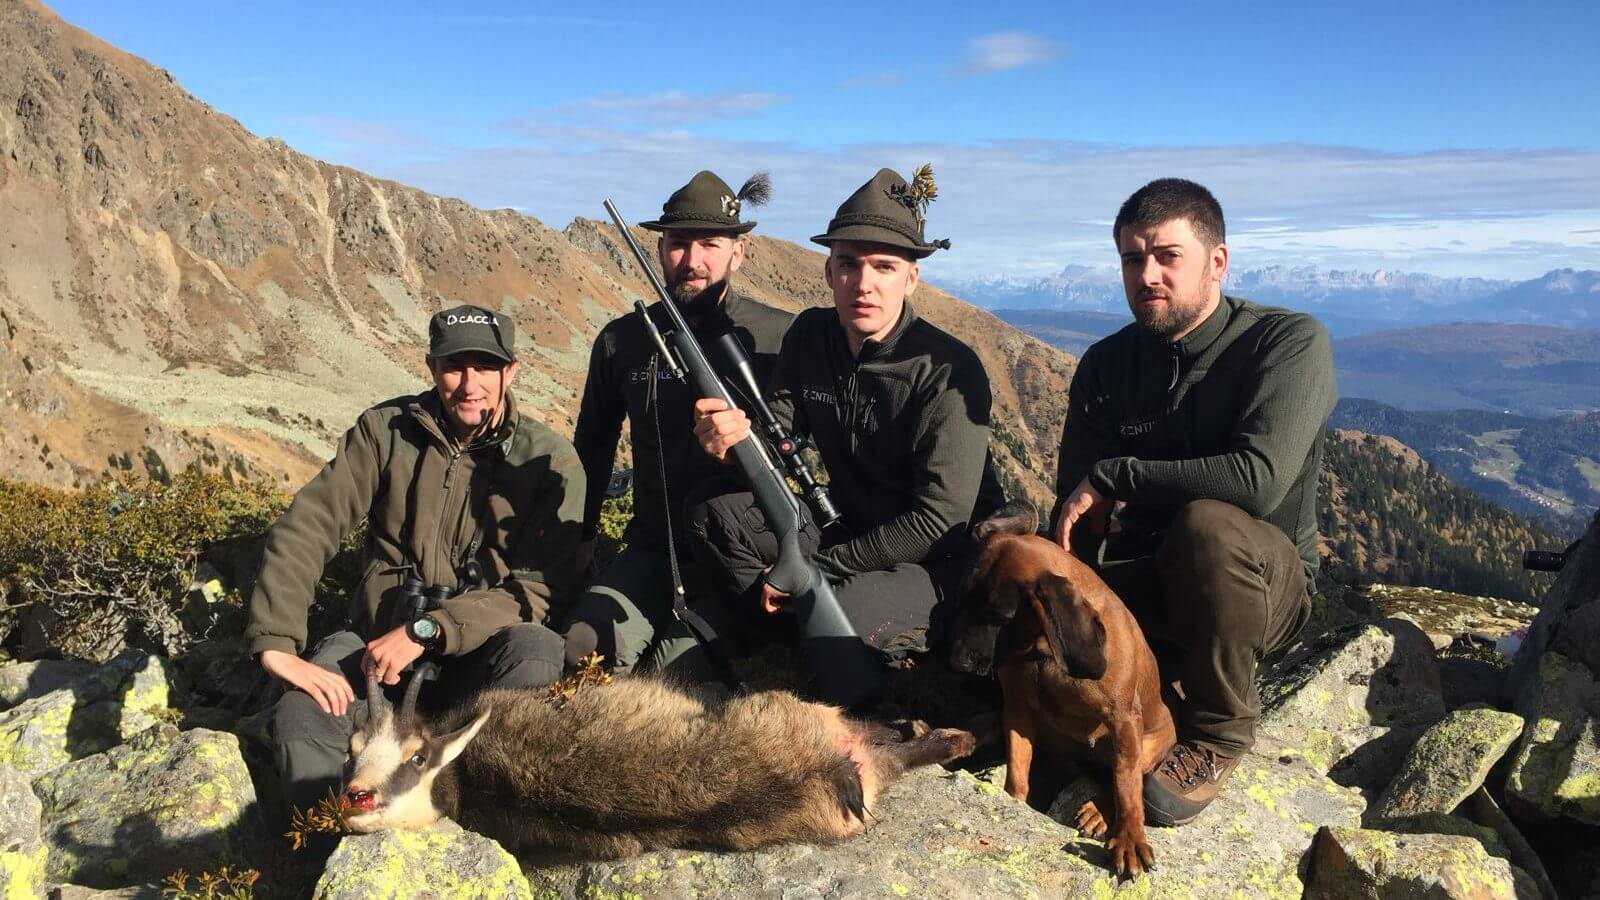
[648,351,745,693]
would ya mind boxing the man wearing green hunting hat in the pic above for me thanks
[652,166,1005,703]
[566,171,794,674]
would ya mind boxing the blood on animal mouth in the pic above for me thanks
[344,789,378,812]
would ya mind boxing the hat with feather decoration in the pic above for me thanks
[639,170,770,234]
[811,165,951,258]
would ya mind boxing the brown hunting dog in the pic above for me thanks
[949,500,1176,876]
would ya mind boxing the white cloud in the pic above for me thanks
[961,32,1063,75]
[305,128,1600,282]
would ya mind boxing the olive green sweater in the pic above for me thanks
[246,392,585,658]
[1052,295,1337,578]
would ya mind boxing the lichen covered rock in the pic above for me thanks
[315,819,533,899]
[0,652,173,777]
[1044,750,1367,898]
[1259,618,1445,792]
[0,659,95,711]
[31,725,259,888]
[1374,707,1525,822]
[530,757,1362,899]
[1306,825,1536,899]
[1,762,48,900]
[1506,651,1600,826]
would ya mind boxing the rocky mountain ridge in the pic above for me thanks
[948,264,1598,337]
[0,0,1067,507]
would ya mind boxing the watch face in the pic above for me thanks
[412,617,439,640]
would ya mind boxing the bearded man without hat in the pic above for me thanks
[1052,178,1337,826]
[566,171,794,674]
[654,166,1006,708]
[246,304,586,817]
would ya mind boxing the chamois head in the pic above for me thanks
[341,666,489,833]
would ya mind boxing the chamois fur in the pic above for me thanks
[342,675,974,859]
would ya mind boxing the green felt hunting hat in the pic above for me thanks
[811,165,951,259]
[638,170,771,233]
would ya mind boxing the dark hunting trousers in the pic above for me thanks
[270,623,563,816]
[1098,499,1312,757]
[643,489,964,697]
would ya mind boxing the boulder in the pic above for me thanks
[31,725,260,889]
[1505,651,1600,826]
[1044,750,1367,897]
[530,758,1363,899]
[1305,826,1537,899]
[0,659,95,710]
[1374,707,1525,822]
[1510,510,1599,693]
[316,819,533,899]
[1,763,47,900]
[1358,584,1538,649]
[1259,618,1446,793]
[0,652,174,777]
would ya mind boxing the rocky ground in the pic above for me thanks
[1,513,1596,899]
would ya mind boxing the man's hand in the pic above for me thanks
[364,626,426,687]
[693,397,751,462]
[757,567,791,614]
[1054,477,1112,553]
[260,649,355,716]
[574,540,595,579]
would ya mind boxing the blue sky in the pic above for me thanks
[49,1,1600,281]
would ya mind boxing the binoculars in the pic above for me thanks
[394,577,451,629]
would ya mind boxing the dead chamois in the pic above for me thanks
[340,665,975,858]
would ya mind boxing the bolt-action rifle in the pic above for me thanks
[602,199,881,707]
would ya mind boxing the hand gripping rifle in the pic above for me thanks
[602,200,881,707]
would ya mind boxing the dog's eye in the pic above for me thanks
[409,752,426,767]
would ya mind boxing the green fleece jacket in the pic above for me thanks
[1051,295,1337,579]
[245,391,585,658]
[769,302,1006,579]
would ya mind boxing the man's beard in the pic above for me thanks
[667,274,728,314]
[1131,265,1212,339]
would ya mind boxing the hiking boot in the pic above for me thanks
[1143,740,1241,826]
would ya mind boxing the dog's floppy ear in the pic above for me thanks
[972,499,1039,543]
[1028,572,1108,679]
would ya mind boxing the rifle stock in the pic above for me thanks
[601,201,881,707]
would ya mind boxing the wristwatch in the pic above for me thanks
[406,614,442,650]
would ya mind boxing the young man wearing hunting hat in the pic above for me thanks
[247,303,585,815]
[1053,178,1336,826]
[663,166,1005,703]
[566,171,793,674]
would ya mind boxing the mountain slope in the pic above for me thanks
[0,0,1070,506]
[1317,429,1565,603]
[1329,398,1600,531]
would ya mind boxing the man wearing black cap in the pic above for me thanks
[247,303,585,815]
[565,171,794,675]
[666,166,1005,700]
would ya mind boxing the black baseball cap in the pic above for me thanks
[427,304,515,363]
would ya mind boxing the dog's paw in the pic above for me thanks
[1074,800,1109,838]
[931,727,977,760]
[1106,828,1155,878]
